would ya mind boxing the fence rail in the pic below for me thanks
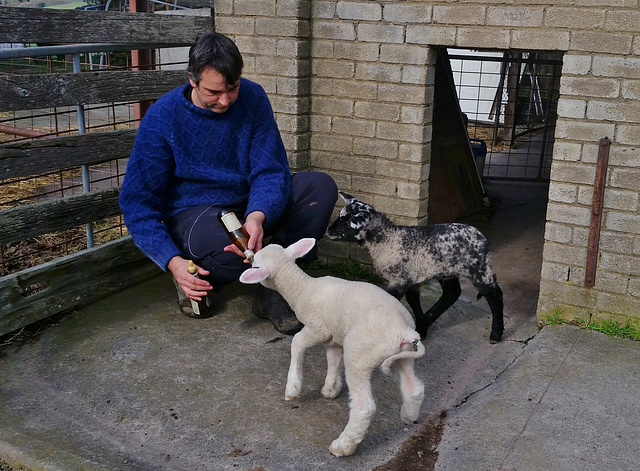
[0,5,213,337]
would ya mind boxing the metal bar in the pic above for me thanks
[448,53,563,66]
[72,53,95,249]
[491,54,508,146]
[0,43,184,60]
[585,137,611,287]
[0,123,47,138]
[537,62,559,180]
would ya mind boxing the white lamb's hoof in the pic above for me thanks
[401,405,420,424]
[329,437,358,457]
[285,383,301,400]
[321,384,341,399]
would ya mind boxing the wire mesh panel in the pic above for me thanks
[0,45,189,276]
[449,49,562,182]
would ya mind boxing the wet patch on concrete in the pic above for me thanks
[374,412,446,471]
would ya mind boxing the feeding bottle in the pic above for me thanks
[217,210,255,262]
[187,260,212,317]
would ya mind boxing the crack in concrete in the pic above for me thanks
[454,330,539,410]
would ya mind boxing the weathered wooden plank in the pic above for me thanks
[0,70,187,112]
[0,6,213,44]
[0,236,161,337]
[0,188,122,244]
[0,129,136,180]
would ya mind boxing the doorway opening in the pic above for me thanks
[428,47,563,323]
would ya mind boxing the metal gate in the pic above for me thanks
[449,49,563,182]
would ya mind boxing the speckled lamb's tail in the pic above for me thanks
[380,336,425,374]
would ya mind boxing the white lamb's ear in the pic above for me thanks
[286,238,316,259]
[239,266,271,284]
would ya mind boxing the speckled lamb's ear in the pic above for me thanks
[339,191,357,204]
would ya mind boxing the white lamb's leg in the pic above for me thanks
[285,327,327,400]
[321,342,343,399]
[396,357,425,424]
[329,364,376,457]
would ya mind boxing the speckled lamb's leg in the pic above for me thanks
[415,278,462,339]
[481,284,504,343]
[404,284,427,336]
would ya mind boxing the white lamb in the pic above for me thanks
[238,238,426,457]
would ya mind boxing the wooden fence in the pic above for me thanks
[0,5,213,336]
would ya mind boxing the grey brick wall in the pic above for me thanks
[214,0,640,327]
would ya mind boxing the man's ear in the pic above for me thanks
[187,73,197,89]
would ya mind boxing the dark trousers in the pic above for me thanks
[167,171,338,287]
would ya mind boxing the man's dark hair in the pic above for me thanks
[186,32,244,85]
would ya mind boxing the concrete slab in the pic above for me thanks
[435,325,640,471]
[2,180,639,471]
[0,273,525,471]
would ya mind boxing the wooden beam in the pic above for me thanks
[585,137,611,287]
[0,188,122,244]
[0,70,186,112]
[0,129,136,180]
[0,6,212,44]
[0,236,161,337]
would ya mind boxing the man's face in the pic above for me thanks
[189,67,240,113]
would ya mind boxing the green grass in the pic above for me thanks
[306,259,383,284]
[53,1,89,9]
[543,308,640,341]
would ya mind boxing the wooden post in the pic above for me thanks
[129,0,153,124]
[584,137,611,287]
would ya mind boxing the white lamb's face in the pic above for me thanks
[251,245,279,272]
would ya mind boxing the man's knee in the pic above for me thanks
[291,171,338,209]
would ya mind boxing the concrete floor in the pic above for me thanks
[9,181,640,471]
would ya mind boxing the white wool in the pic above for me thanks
[239,238,425,457]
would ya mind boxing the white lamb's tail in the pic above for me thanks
[380,338,426,374]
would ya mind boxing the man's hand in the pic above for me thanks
[223,210,265,262]
[168,256,212,301]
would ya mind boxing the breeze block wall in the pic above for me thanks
[214,0,640,327]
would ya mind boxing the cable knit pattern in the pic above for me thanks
[119,79,291,270]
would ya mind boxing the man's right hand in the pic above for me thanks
[168,256,212,301]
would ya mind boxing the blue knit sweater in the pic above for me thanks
[119,79,291,270]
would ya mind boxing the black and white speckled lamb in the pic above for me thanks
[327,192,504,343]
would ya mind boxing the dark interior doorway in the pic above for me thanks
[428,47,563,322]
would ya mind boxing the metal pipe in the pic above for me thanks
[0,124,47,138]
[537,62,560,180]
[0,42,187,60]
[72,53,94,249]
